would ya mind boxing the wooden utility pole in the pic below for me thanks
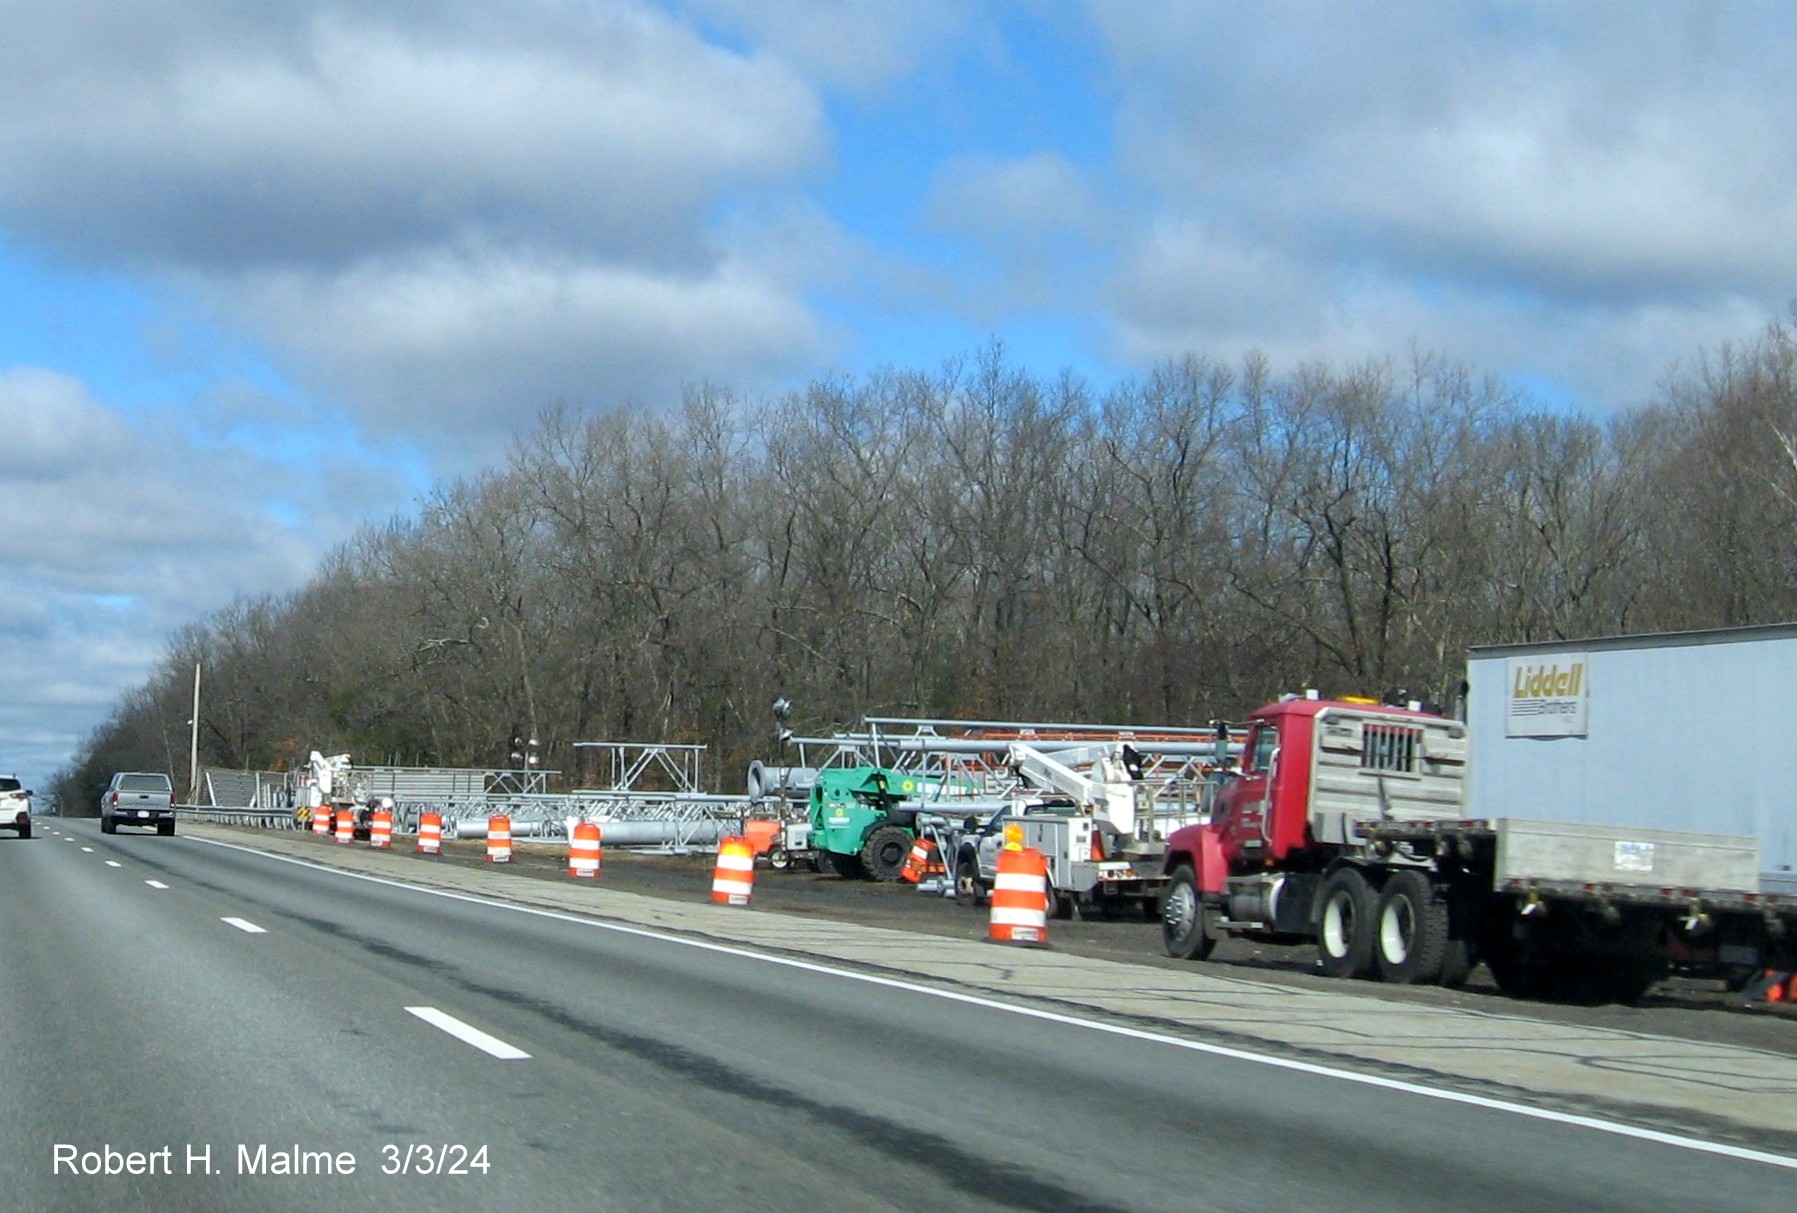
[188,661,201,804]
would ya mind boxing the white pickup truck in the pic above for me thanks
[1,774,30,838]
[100,771,177,835]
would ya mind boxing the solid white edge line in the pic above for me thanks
[405,1006,531,1060]
[220,917,267,934]
[145,880,169,890]
[191,835,1797,1172]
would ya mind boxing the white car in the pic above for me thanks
[0,775,31,839]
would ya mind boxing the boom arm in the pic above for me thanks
[1006,742,1147,836]
[308,751,353,800]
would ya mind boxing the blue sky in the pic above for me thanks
[3,1,1794,796]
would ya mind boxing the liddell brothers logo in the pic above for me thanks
[1509,660,1587,718]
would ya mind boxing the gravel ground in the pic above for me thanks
[276,827,1797,1057]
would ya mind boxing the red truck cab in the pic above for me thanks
[1162,696,1469,977]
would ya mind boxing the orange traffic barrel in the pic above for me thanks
[989,845,1050,945]
[416,811,442,855]
[568,821,602,879]
[335,809,353,845]
[311,806,331,836]
[900,837,938,884]
[369,807,393,849]
[710,836,756,906]
[1770,971,1792,1004]
[486,814,512,863]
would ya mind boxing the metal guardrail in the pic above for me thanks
[175,805,301,829]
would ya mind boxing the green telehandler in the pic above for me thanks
[807,766,950,881]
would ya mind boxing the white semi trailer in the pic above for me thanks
[1466,624,1797,893]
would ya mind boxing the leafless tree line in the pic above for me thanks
[55,317,1797,805]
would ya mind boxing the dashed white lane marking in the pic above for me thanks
[221,917,267,934]
[103,860,122,868]
[405,1006,531,1060]
[196,836,1795,1173]
[81,846,94,852]
[145,880,169,890]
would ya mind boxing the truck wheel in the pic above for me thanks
[1161,867,1217,961]
[1577,961,1665,1005]
[1374,870,1448,984]
[158,821,175,837]
[954,856,987,908]
[1485,951,1555,1000]
[101,816,115,835]
[1316,867,1378,979]
[858,825,913,882]
[1437,888,1476,988]
[766,845,792,871]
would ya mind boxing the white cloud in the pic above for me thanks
[926,151,1101,244]
[677,0,969,94]
[0,2,827,270]
[208,239,827,441]
[917,151,1109,315]
[0,1,839,445]
[1086,1,1797,410]
[0,367,135,478]
[0,365,389,789]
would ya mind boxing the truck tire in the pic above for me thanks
[1316,867,1378,979]
[858,825,913,882]
[1582,961,1666,1005]
[1484,950,1555,1000]
[829,850,867,880]
[101,816,115,835]
[1437,887,1476,988]
[766,845,793,871]
[158,820,175,837]
[954,855,987,908]
[1161,867,1217,961]
[1374,870,1449,984]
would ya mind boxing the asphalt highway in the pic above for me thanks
[4,820,1793,1212]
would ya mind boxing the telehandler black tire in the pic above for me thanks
[858,825,913,881]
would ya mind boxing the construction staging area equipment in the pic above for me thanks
[757,716,1226,807]
[202,744,757,850]
[750,715,1240,898]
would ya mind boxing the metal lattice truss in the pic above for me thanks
[769,715,1245,828]
[447,742,754,846]
[572,741,709,794]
